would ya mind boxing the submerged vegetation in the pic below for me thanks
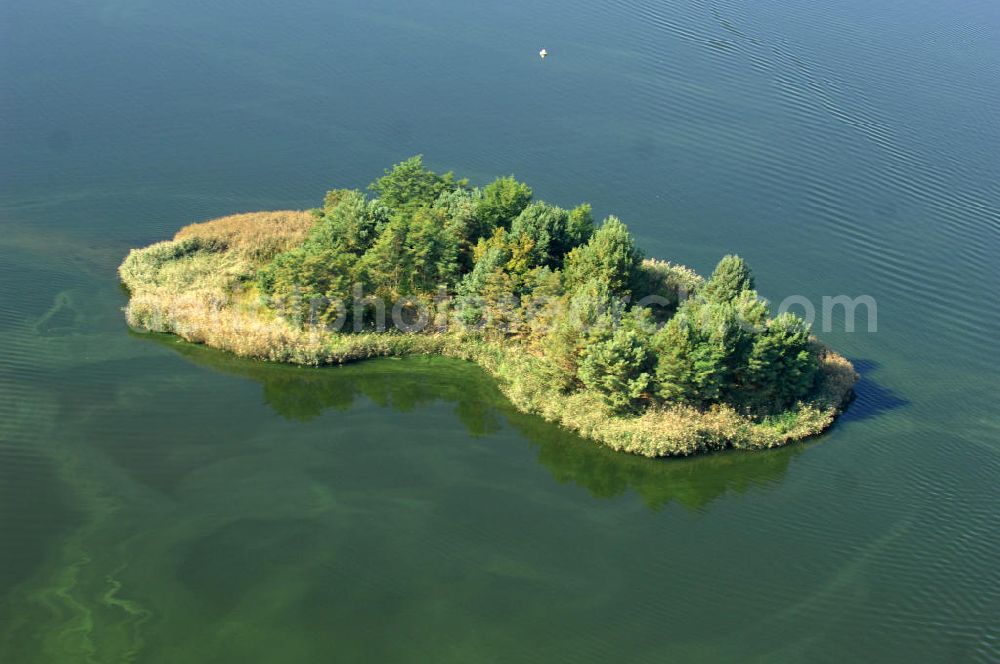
[119,157,856,457]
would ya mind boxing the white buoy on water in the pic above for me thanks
[539,48,548,59]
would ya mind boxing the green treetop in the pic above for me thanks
[474,176,533,232]
[702,254,755,304]
[563,216,643,297]
[369,155,467,211]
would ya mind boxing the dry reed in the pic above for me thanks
[174,210,315,262]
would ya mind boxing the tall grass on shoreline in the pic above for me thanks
[119,210,857,458]
[174,211,315,261]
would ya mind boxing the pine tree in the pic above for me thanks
[474,176,533,232]
[510,202,570,268]
[577,310,654,413]
[567,203,595,249]
[563,216,643,298]
[745,312,819,409]
[312,189,390,256]
[540,279,617,381]
[702,254,755,304]
[369,155,465,211]
[651,307,726,406]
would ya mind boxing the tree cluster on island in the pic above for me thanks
[258,156,819,414]
[119,156,857,456]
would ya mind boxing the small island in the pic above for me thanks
[120,157,857,457]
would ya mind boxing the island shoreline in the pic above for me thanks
[121,248,857,458]
[119,161,858,457]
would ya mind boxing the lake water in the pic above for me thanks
[1,0,998,661]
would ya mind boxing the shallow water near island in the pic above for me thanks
[2,0,999,661]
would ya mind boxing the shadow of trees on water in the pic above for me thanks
[145,333,815,512]
[839,358,909,424]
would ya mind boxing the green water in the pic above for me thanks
[2,0,999,661]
